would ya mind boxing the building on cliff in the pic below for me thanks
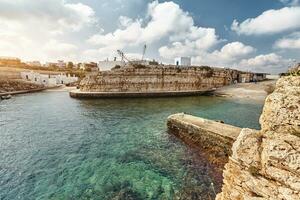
[98,60,125,71]
[175,57,191,66]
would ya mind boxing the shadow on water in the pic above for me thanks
[0,92,264,199]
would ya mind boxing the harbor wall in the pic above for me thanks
[79,65,242,93]
[167,113,242,167]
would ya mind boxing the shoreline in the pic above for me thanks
[213,79,276,102]
[0,85,63,97]
[69,89,215,98]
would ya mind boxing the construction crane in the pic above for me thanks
[117,50,131,63]
[141,44,147,61]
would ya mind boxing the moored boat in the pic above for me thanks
[1,94,12,100]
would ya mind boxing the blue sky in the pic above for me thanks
[0,0,299,73]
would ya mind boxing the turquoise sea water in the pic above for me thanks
[0,91,263,200]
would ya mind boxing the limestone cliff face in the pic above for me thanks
[216,76,300,200]
[79,66,240,92]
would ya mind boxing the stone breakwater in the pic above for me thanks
[72,65,243,98]
[167,114,244,193]
[167,114,242,166]
[216,76,300,200]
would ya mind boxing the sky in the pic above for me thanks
[0,0,299,73]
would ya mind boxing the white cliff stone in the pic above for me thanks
[232,128,262,168]
[217,76,300,200]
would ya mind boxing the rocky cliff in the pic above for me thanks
[79,65,241,93]
[216,76,300,200]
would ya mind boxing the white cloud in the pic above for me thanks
[44,40,78,60]
[210,42,255,62]
[119,16,134,28]
[0,0,296,74]
[232,7,300,35]
[0,0,96,61]
[274,32,300,49]
[0,0,96,32]
[279,0,300,6]
[191,42,255,67]
[239,53,292,73]
[87,0,221,59]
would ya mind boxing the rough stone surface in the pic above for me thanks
[259,76,300,134]
[167,114,241,152]
[231,128,262,168]
[79,65,242,93]
[217,76,300,200]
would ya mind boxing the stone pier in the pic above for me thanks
[167,113,244,166]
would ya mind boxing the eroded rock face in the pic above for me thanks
[217,76,300,200]
[260,76,300,134]
[79,66,241,93]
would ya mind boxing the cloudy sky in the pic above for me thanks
[0,0,299,73]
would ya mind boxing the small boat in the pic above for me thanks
[1,94,12,100]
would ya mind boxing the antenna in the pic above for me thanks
[141,44,147,61]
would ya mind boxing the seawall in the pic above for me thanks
[70,89,212,98]
[167,113,243,167]
[74,65,244,98]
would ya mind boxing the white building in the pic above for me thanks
[26,61,42,67]
[98,60,125,71]
[57,60,66,68]
[21,71,78,87]
[174,57,191,66]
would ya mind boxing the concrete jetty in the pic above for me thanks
[167,113,244,165]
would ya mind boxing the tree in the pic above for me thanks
[67,62,74,69]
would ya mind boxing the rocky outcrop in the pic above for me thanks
[79,65,241,93]
[0,79,44,93]
[216,76,300,200]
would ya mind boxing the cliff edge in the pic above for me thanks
[216,76,300,200]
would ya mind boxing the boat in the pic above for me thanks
[1,94,12,100]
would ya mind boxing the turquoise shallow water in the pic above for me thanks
[0,91,263,200]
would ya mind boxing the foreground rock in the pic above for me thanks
[216,76,300,200]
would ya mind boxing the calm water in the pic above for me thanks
[0,91,263,200]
